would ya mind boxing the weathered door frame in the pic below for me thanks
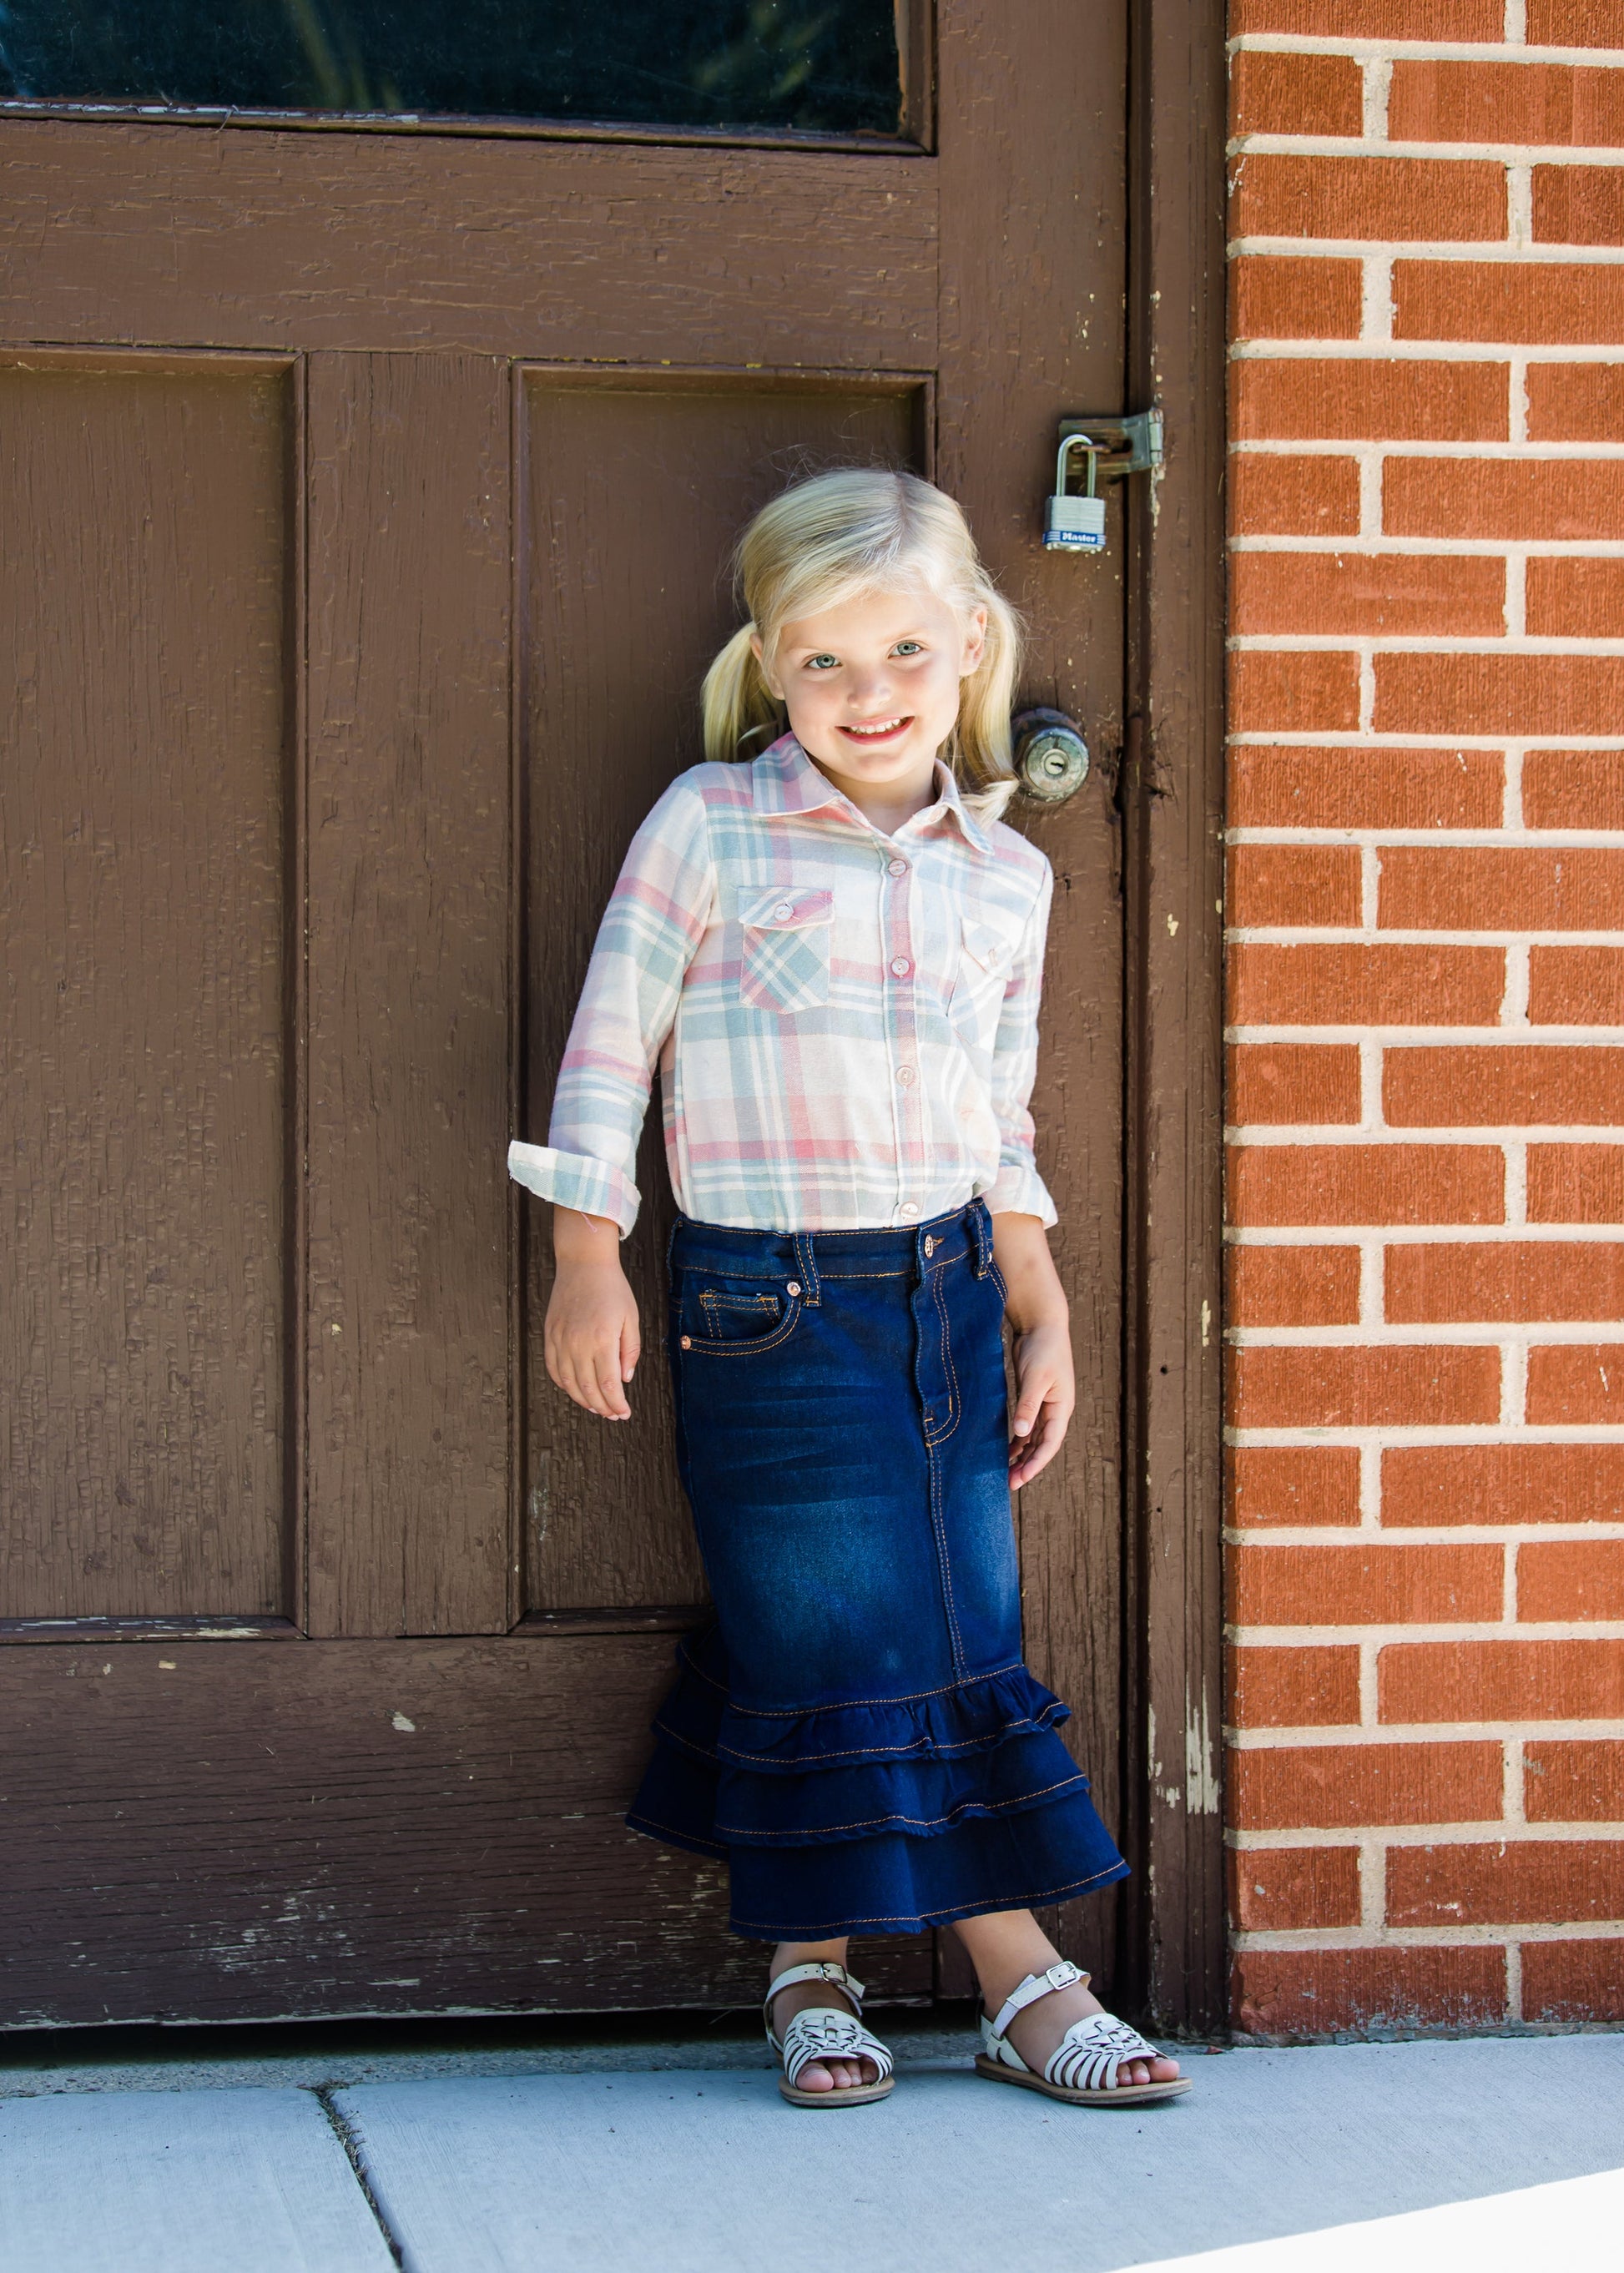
[1117,0,1228,2036]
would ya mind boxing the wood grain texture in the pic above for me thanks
[517,374,920,1613]
[0,357,291,1620]
[1120,0,1229,2034]
[0,1635,930,2025]
[0,123,937,366]
[936,1,1130,1999]
[305,353,512,1638]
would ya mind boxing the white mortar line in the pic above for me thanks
[1504,1137,1529,1225]
[1361,1834,1386,1929]
[1500,943,1531,1026]
[1506,160,1534,249]
[1361,251,1395,343]
[1229,1823,1624,1849]
[1506,1938,1525,2024]
[1361,56,1392,144]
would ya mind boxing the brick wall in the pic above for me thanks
[1225,0,1624,2037]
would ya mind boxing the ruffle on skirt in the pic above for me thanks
[627,1626,1130,1940]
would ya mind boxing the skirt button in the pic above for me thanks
[679,1335,692,1349]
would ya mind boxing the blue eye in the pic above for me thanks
[893,640,924,657]
[805,653,839,671]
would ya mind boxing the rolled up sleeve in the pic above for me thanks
[982,863,1058,1226]
[507,774,713,1237]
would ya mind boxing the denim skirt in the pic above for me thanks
[626,1198,1129,1942]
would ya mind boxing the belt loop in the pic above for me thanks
[970,1199,993,1279]
[792,1231,822,1306]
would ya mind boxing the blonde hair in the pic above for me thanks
[700,469,1022,810]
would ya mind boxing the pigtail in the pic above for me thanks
[701,622,784,764]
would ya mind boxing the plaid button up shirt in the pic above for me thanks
[507,735,1057,1236]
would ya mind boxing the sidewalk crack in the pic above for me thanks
[310,2084,404,2268]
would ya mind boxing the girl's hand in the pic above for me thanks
[546,1207,641,1420]
[989,1211,1076,1490]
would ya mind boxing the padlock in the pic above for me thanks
[1043,435,1107,553]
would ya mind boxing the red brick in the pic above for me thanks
[1228,1846,1361,1931]
[1228,844,1362,930]
[1229,745,1502,831]
[1529,949,1624,1027]
[1231,50,1364,139]
[1387,1240,1624,1323]
[1396,260,1624,345]
[1231,551,1504,638]
[1229,1144,1504,1227]
[1230,650,1361,735]
[1528,0,1624,42]
[1231,156,1506,244]
[1229,257,1364,342]
[1522,750,1624,829]
[1376,654,1624,740]
[1228,1242,1362,1327]
[1231,0,1500,31]
[1229,1344,1500,1429]
[1522,1937,1624,2024]
[1386,1047,1624,1127]
[1228,1444,1363,1529]
[1232,1946,1506,2040]
[1232,1739,1504,1828]
[1528,1143,1624,1222]
[1228,1043,1363,1126]
[1526,363,1624,444]
[1526,557,1624,640]
[1230,945,1506,1028]
[1228,1645,1363,1727]
[1231,1540,1503,1624]
[1379,1638,1624,1721]
[1521,1539,1624,1620]
[1383,1443,1624,1528]
[1380,849,1624,934]
[1386,1840,1624,1927]
[1535,165,1624,248]
[1528,1343,1624,1422]
[1525,1738,1624,1821]
[1386,457,1624,542]
[1233,360,1508,445]
[1229,453,1361,537]
[1390,60,1624,147]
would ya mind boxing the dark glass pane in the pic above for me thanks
[0,0,903,134]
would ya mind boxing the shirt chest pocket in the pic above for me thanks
[738,885,834,1016]
[949,915,1016,1048]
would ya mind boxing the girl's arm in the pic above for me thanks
[546,1205,640,1421]
[991,1211,1075,1489]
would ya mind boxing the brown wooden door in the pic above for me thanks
[0,5,1154,2025]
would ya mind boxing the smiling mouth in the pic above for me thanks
[838,716,912,743]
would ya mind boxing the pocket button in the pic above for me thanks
[786,1280,802,1298]
[773,901,794,920]
[679,1335,692,1349]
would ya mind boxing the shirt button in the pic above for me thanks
[887,859,906,877]
[896,1065,916,1087]
[890,956,910,977]
[773,901,794,920]
[900,1202,920,1219]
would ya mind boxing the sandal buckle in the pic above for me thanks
[1044,1960,1082,1993]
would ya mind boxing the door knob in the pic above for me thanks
[1012,708,1090,804]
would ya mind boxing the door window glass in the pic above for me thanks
[0,0,904,135]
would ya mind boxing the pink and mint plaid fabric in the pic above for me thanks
[507,735,1057,1236]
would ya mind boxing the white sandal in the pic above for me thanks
[976,1959,1191,2107]
[764,1960,895,2109]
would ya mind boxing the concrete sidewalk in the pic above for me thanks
[1,2028,1619,2271]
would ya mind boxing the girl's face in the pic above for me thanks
[755,585,986,802]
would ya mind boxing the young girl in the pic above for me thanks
[509,470,1187,2111]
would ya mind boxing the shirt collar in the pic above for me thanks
[750,733,994,854]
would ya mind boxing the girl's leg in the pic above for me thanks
[950,1912,1183,2089]
[769,1938,882,2094]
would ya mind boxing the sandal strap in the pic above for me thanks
[763,1959,865,2039]
[983,1959,1092,2051]
[776,2008,894,2093]
[1046,2010,1160,2095]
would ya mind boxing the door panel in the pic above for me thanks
[305,350,514,1640]
[519,375,924,1617]
[1,355,292,1624]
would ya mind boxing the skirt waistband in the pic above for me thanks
[668,1198,995,1290]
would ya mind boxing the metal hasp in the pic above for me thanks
[1012,708,1090,804]
[1041,409,1164,554]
